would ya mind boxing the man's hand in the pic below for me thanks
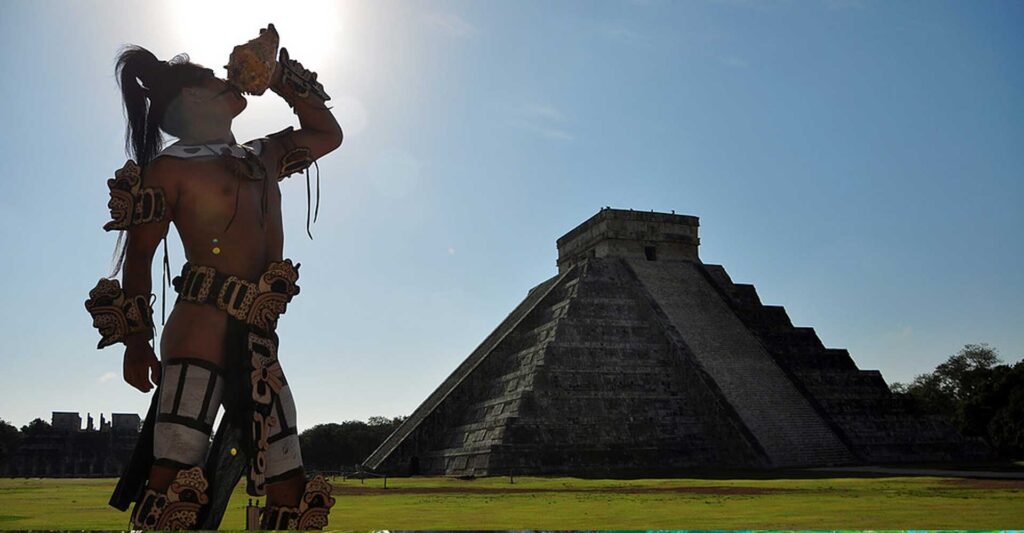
[123,337,160,393]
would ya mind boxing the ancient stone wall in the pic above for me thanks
[4,424,139,477]
[500,257,766,474]
[556,209,700,273]
[364,268,574,475]
[700,263,988,462]
[368,257,773,476]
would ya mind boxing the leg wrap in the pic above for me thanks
[259,475,336,530]
[248,333,306,494]
[131,358,222,529]
[130,466,210,530]
[153,358,224,469]
[264,382,304,484]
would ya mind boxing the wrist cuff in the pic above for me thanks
[271,47,331,107]
[85,279,155,349]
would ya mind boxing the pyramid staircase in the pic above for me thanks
[625,258,854,467]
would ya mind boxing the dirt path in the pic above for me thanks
[808,466,1024,480]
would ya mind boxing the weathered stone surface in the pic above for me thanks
[364,208,984,476]
[702,264,988,463]
[625,258,854,467]
[4,412,141,477]
[556,209,699,273]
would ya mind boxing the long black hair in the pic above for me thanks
[115,45,214,166]
[109,46,214,307]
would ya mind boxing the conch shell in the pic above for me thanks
[226,24,280,95]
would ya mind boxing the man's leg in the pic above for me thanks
[261,380,306,513]
[266,474,306,507]
[131,357,224,530]
[259,378,335,529]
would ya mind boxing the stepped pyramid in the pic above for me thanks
[365,209,983,476]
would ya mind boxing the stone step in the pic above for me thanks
[730,283,763,306]
[567,298,644,318]
[553,322,655,345]
[547,339,667,350]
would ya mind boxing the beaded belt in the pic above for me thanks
[172,259,301,332]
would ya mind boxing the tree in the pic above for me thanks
[892,344,1002,420]
[366,416,389,427]
[0,418,22,467]
[298,415,407,472]
[20,418,51,436]
[971,360,1024,457]
[894,371,957,420]
[935,343,1002,402]
[891,344,1023,459]
[367,415,408,429]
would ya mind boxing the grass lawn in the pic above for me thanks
[0,474,1021,530]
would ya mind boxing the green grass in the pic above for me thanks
[0,475,1021,530]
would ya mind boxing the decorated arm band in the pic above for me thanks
[264,126,313,181]
[104,160,167,231]
[261,127,322,239]
[84,278,155,349]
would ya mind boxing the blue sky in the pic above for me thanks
[0,0,1021,430]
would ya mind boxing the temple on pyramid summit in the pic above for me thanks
[364,208,986,476]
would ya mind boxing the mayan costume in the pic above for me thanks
[86,26,338,530]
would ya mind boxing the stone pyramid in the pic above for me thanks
[364,209,982,476]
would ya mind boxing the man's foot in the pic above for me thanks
[130,466,210,530]
[259,474,335,530]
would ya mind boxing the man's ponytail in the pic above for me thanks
[115,45,167,167]
[115,45,215,166]
[109,46,213,278]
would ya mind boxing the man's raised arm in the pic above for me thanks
[262,47,343,178]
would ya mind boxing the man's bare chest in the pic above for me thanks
[174,158,282,231]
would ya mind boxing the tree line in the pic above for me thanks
[889,343,1023,459]
[297,415,408,472]
[3,344,1021,471]
[0,415,409,473]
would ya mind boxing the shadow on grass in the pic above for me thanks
[423,460,1024,482]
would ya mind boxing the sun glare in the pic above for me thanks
[162,0,348,80]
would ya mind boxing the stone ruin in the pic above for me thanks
[364,208,986,476]
[4,411,141,477]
